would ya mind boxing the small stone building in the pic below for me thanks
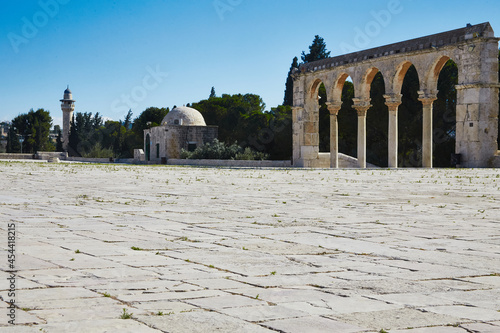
[144,106,218,163]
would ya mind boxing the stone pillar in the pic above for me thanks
[292,106,304,165]
[384,94,402,168]
[418,92,437,168]
[62,109,73,151]
[353,99,372,169]
[454,36,500,167]
[326,103,342,168]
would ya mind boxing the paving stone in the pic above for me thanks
[187,278,251,290]
[460,322,500,333]
[186,294,264,310]
[423,305,500,321]
[388,327,465,332]
[139,310,275,333]
[460,275,500,288]
[117,289,226,303]
[278,301,337,316]
[35,319,163,332]
[332,308,464,330]
[262,315,366,332]
[432,289,500,309]
[372,293,456,307]
[30,305,147,323]
[220,305,310,322]
[131,300,198,313]
[325,295,402,314]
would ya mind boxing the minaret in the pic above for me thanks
[60,86,75,151]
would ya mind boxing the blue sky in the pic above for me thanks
[1,0,499,127]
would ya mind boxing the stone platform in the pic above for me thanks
[1,161,500,332]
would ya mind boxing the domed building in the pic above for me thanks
[143,106,218,163]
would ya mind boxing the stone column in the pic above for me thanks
[353,99,372,169]
[384,94,402,168]
[326,103,342,168]
[418,93,437,168]
[292,106,304,165]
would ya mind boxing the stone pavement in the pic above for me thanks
[0,161,500,332]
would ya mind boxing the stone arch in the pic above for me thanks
[422,55,453,93]
[308,77,331,102]
[308,78,331,152]
[392,60,414,95]
[366,71,389,167]
[331,73,352,103]
[359,67,381,100]
[433,58,459,167]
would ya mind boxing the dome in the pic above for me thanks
[161,106,206,126]
[60,86,75,102]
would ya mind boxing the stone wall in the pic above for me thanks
[0,153,35,160]
[35,152,68,160]
[145,125,218,163]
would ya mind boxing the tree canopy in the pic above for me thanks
[301,35,331,64]
[8,109,53,153]
[283,57,299,106]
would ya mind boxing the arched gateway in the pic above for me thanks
[292,22,500,168]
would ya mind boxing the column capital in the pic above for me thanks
[352,99,372,117]
[325,102,342,116]
[417,91,437,105]
[383,94,402,110]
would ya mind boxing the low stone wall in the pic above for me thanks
[167,159,292,168]
[35,152,68,160]
[0,153,35,160]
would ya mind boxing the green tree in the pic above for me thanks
[54,125,63,152]
[6,124,21,153]
[10,109,54,153]
[283,57,299,106]
[433,60,458,167]
[210,87,216,99]
[337,81,357,157]
[123,109,133,130]
[68,112,104,156]
[366,72,388,167]
[192,94,266,146]
[266,105,292,160]
[398,65,422,167]
[131,107,169,148]
[301,35,331,64]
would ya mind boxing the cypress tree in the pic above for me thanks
[283,57,299,106]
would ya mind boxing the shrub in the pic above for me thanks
[82,143,114,158]
[180,139,268,160]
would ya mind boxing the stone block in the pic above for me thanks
[300,145,318,159]
[304,122,316,134]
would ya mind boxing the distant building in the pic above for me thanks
[60,87,75,152]
[144,106,218,163]
[0,122,9,139]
